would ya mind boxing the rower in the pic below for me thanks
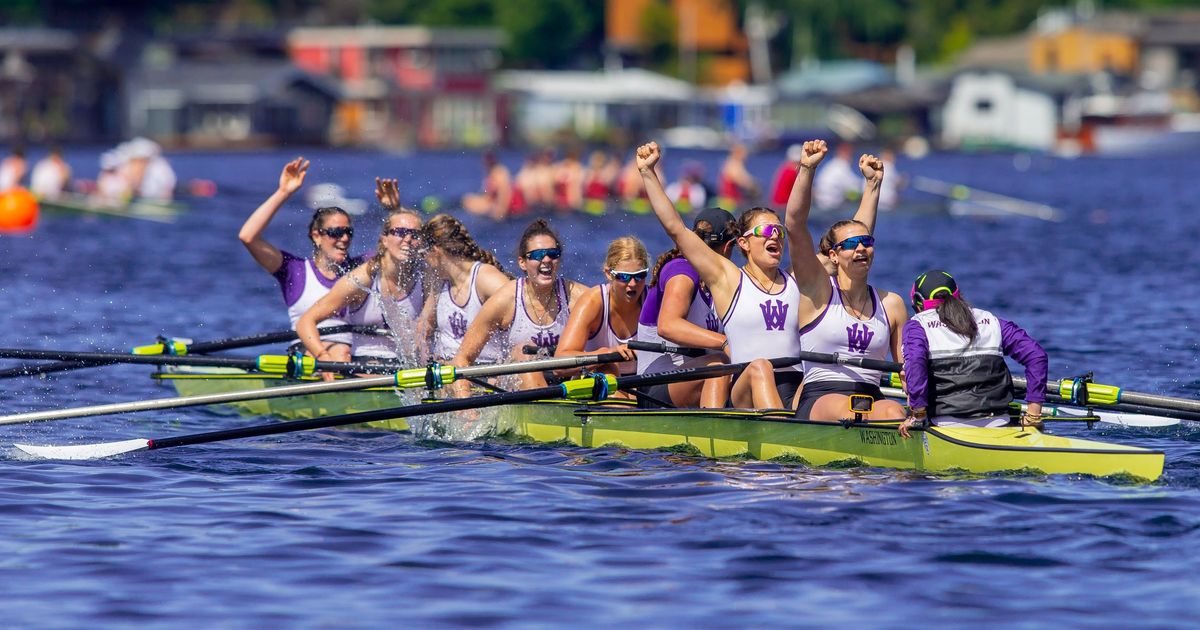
[640,142,800,410]
[636,207,738,408]
[297,206,427,379]
[420,214,511,363]
[554,236,650,383]
[239,157,363,361]
[29,145,71,201]
[450,218,588,392]
[786,139,909,422]
[898,270,1049,437]
[716,143,758,209]
[462,151,524,220]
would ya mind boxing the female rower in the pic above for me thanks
[450,218,588,391]
[297,206,426,378]
[239,157,360,358]
[553,236,650,380]
[639,142,801,409]
[419,213,511,363]
[636,207,739,408]
[784,140,908,421]
[898,270,1048,437]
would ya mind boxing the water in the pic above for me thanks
[1,148,1198,626]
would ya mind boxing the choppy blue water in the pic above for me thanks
[1,147,1198,626]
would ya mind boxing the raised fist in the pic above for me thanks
[800,140,827,169]
[636,142,661,171]
[859,154,884,183]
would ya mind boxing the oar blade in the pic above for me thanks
[1048,406,1179,428]
[15,438,151,460]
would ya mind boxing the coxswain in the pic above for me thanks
[898,270,1048,437]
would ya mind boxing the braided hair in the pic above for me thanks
[421,213,506,273]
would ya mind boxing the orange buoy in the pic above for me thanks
[0,187,38,233]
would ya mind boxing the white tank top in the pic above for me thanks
[288,258,352,346]
[508,277,570,359]
[636,284,723,375]
[800,277,891,384]
[345,269,425,360]
[434,262,504,363]
[584,284,636,374]
[719,270,801,372]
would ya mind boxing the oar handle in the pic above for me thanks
[626,340,708,358]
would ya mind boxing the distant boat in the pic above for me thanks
[1058,93,1200,157]
[39,193,184,223]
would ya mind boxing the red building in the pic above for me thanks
[288,26,506,148]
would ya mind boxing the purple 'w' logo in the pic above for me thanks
[531,330,560,348]
[705,311,720,332]
[846,323,874,353]
[448,312,468,339]
[759,299,789,331]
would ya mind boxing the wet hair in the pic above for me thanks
[734,207,780,257]
[370,208,424,271]
[649,217,737,288]
[934,293,979,343]
[421,213,505,273]
[308,206,352,250]
[819,219,870,255]
[603,236,649,275]
[516,217,562,262]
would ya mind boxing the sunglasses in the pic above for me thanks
[318,226,354,239]
[524,248,562,261]
[386,227,421,240]
[832,234,876,251]
[609,268,649,283]
[742,223,786,239]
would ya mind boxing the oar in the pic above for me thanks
[0,349,403,376]
[878,386,1180,427]
[911,176,1064,222]
[0,325,388,379]
[0,352,624,426]
[627,340,708,358]
[14,356,802,460]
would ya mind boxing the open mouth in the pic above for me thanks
[763,241,782,256]
[534,263,555,279]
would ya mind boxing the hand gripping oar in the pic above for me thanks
[14,356,801,460]
[0,325,388,379]
[878,385,1181,428]
[0,352,624,427]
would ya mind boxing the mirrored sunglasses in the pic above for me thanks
[609,268,649,283]
[524,247,562,261]
[833,234,876,251]
[742,223,786,239]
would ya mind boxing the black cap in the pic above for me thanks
[910,269,959,312]
[693,207,737,245]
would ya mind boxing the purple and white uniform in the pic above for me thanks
[583,283,636,374]
[345,269,425,360]
[636,257,722,375]
[273,250,358,346]
[508,277,570,359]
[720,270,801,371]
[434,262,504,363]
[799,278,891,384]
[903,307,1047,427]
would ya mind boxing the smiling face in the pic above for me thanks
[520,234,561,290]
[311,211,353,264]
[827,222,874,278]
[736,209,785,272]
[380,212,424,265]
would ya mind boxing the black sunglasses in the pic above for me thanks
[318,226,354,239]
[386,227,421,240]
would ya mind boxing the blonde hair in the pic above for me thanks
[370,208,423,272]
[603,236,650,274]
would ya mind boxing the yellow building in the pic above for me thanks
[606,0,749,85]
[1030,26,1138,75]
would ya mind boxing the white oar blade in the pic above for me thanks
[1049,406,1179,428]
[14,438,151,460]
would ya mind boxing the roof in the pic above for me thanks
[775,60,893,98]
[496,68,695,103]
[289,26,505,49]
[128,61,342,104]
[955,35,1031,73]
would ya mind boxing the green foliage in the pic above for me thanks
[496,0,595,68]
[639,0,678,72]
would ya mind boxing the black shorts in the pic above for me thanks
[771,371,805,410]
[795,381,884,419]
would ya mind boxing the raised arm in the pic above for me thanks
[850,154,884,234]
[239,157,309,273]
[784,140,833,292]
[375,176,400,210]
[638,142,737,295]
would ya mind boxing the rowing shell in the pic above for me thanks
[154,367,1164,480]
